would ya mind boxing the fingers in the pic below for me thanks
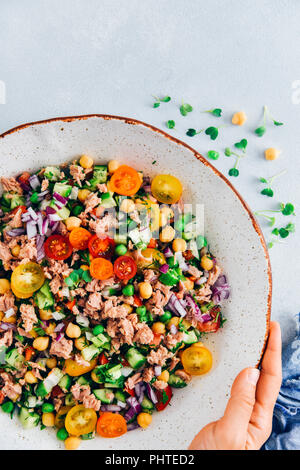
[254,321,282,415]
[219,367,260,437]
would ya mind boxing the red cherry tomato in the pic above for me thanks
[99,353,109,365]
[10,205,27,215]
[44,235,73,261]
[155,385,172,411]
[113,256,137,281]
[197,306,221,333]
[133,294,143,307]
[18,172,31,185]
[88,235,115,259]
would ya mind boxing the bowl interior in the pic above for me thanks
[0,115,270,450]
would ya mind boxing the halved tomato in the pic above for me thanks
[54,406,72,429]
[65,405,97,436]
[69,227,92,250]
[64,358,97,377]
[17,172,31,186]
[90,257,114,280]
[10,205,27,215]
[197,306,221,333]
[96,412,127,438]
[11,262,45,296]
[113,256,137,281]
[44,235,73,260]
[109,165,141,196]
[181,343,213,376]
[151,174,182,204]
[88,235,115,259]
[136,248,166,271]
[155,385,172,411]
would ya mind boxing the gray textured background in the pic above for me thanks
[0,0,299,344]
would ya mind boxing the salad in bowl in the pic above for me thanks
[0,156,229,450]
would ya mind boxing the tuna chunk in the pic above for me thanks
[1,177,23,194]
[50,336,73,359]
[0,372,22,400]
[0,242,13,266]
[20,304,38,332]
[147,345,172,366]
[71,383,101,411]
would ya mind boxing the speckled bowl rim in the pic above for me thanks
[0,113,272,365]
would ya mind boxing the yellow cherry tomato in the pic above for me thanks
[11,262,45,296]
[136,248,166,271]
[64,358,97,377]
[65,405,97,437]
[55,406,72,429]
[181,344,213,376]
[151,174,183,204]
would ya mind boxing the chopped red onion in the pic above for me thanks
[55,332,64,342]
[54,322,65,333]
[145,383,158,404]
[4,308,15,318]
[163,246,173,258]
[36,234,45,262]
[159,263,169,274]
[37,190,49,200]
[154,366,162,376]
[166,293,187,317]
[26,220,37,239]
[201,313,213,323]
[48,212,62,222]
[170,324,178,335]
[27,207,38,220]
[127,422,139,431]
[0,322,16,331]
[53,192,68,206]
[29,174,40,190]
[117,400,127,409]
[185,294,202,321]
[124,406,137,422]
[6,228,26,237]
[100,404,122,412]
[175,252,189,271]
[211,275,230,303]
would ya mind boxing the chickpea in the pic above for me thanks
[137,412,152,429]
[167,317,180,329]
[120,198,135,213]
[152,322,166,335]
[200,255,214,271]
[79,154,94,169]
[108,160,120,174]
[157,370,169,382]
[78,189,91,202]
[160,225,175,243]
[183,278,194,291]
[80,265,89,271]
[232,111,247,126]
[24,371,38,384]
[123,303,133,314]
[74,336,87,351]
[66,323,81,339]
[65,217,82,231]
[42,412,55,427]
[0,279,10,295]
[45,322,56,335]
[11,245,21,257]
[39,309,53,321]
[65,436,81,451]
[33,336,49,351]
[172,238,187,253]
[265,148,280,161]
[138,282,153,300]
[159,206,174,227]
[46,357,57,369]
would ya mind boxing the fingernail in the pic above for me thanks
[247,368,260,385]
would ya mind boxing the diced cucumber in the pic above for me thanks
[53,182,72,198]
[182,330,198,344]
[44,166,61,181]
[34,281,54,309]
[19,407,40,429]
[90,333,111,349]
[58,374,72,391]
[168,373,188,388]
[76,375,91,386]
[93,389,113,403]
[5,349,24,370]
[114,390,126,403]
[100,192,116,208]
[81,345,100,362]
[85,165,108,190]
[49,200,70,220]
[141,396,154,411]
[36,368,64,398]
[65,393,76,406]
[10,195,26,210]
[125,347,146,370]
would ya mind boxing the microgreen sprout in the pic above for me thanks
[152,95,171,108]
[166,120,176,129]
[180,102,193,116]
[259,169,287,197]
[207,150,220,160]
[205,126,221,140]
[272,222,295,239]
[254,105,284,137]
[186,128,203,137]
[234,139,248,153]
[203,108,222,117]
[224,142,247,177]
[255,203,295,225]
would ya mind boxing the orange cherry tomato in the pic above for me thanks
[151,174,183,204]
[109,165,141,196]
[133,294,143,307]
[113,256,137,281]
[96,412,127,438]
[44,235,73,260]
[90,258,114,280]
[150,333,163,348]
[24,346,34,361]
[88,235,115,259]
[69,227,92,250]
[65,405,97,437]
[181,344,213,376]
[64,358,97,377]
[0,391,5,405]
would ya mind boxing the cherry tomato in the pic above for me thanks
[136,248,166,271]
[181,343,213,376]
[109,165,141,196]
[44,235,73,261]
[150,333,163,348]
[197,306,221,333]
[88,235,115,259]
[24,346,34,361]
[0,391,5,405]
[10,205,27,215]
[133,294,143,307]
[99,352,109,365]
[69,227,92,250]
[155,385,172,411]
[65,299,76,311]
[51,385,63,398]
[18,172,31,185]
[54,406,72,429]
[114,256,137,281]
[124,386,135,397]
[151,174,183,204]
[65,405,97,437]
[90,258,114,280]
[11,262,45,295]
[96,412,127,438]
[147,238,157,249]
[64,358,97,377]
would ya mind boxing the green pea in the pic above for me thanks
[42,403,55,413]
[72,204,84,216]
[136,306,147,316]
[57,428,69,441]
[115,244,127,256]
[122,284,134,297]
[207,150,219,160]
[160,311,172,323]
[1,401,14,413]
[101,192,110,200]
[93,324,104,336]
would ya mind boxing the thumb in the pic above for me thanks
[220,368,260,431]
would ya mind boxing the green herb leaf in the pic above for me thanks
[166,120,175,129]
[273,120,283,126]
[180,103,193,116]
[234,139,248,152]
[186,128,197,137]
[259,177,268,183]
[205,126,219,140]
[161,96,171,102]
[279,228,289,238]
[281,203,295,216]
[153,102,160,108]
[272,228,279,236]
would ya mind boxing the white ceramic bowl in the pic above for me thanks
[0,115,271,450]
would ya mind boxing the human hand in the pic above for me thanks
[189,321,282,450]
